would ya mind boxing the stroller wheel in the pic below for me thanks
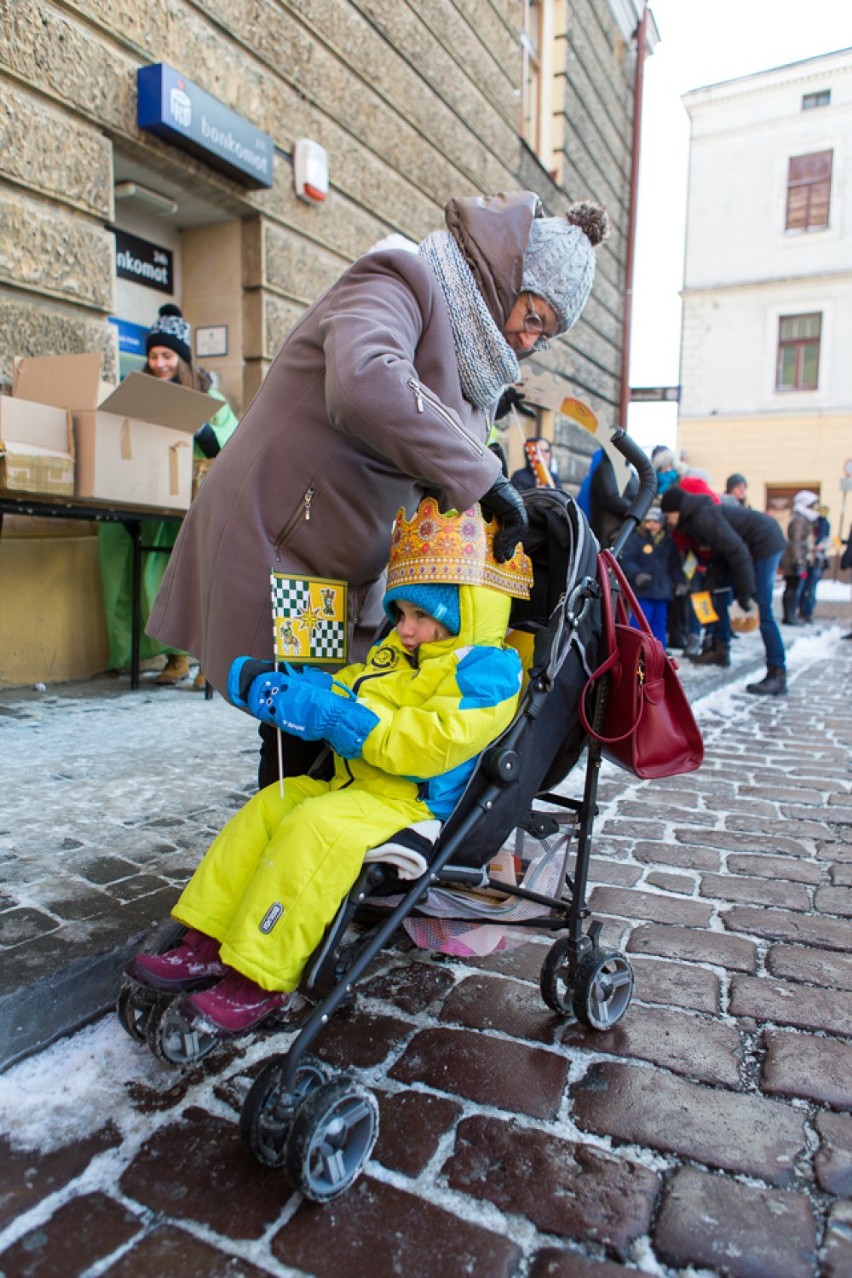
[539,937,574,1014]
[116,979,158,1042]
[240,1055,334,1167]
[285,1076,379,1202]
[572,950,634,1030]
[145,997,218,1066]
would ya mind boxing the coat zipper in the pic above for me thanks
[407,378,484,456]
[274,487,316,558]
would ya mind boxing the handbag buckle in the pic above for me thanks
[637,652,646,685]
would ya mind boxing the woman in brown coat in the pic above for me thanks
[147,190,608,781]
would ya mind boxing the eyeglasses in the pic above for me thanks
[521,295,556,351]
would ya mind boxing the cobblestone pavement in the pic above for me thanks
[0,607,850,1277]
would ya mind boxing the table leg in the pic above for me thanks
[126,519,142,692]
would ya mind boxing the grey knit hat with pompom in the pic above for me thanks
[520,200,610,335]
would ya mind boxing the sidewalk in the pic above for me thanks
[1,602,850,1276]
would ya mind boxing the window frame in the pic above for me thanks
[775,312,822,392]
[785,150,832,232]
[520,0,544,155]
[801,90,830,110]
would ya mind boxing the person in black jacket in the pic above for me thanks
[718,502,788,695]
[660,486,756,670]
[588,452,639,548]
[620,508,683,647]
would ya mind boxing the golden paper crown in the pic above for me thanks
[386,498,533,599]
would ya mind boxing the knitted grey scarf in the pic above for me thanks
[418,230,519,409]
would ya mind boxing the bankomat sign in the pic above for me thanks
[114,229,174,294]
[137,63,274,189]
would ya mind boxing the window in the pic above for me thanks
[785,151,832,231]
[802,90,830,110]
[776,314,821,391]
[520,0,543,154]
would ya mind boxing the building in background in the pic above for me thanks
[0,0,654,685]
[677,48,852,539]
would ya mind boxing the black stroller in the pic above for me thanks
[229,429,659,1201]
[118,429,658,1201]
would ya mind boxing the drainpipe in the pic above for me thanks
[619,2,649,432]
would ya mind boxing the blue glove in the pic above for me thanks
[239,668,379,759]
[228,658,334,710]
[228,656,276,708]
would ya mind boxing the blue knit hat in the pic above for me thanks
[383,583,460,634]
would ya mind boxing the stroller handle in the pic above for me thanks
[608,429,658,559]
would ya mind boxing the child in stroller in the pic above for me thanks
[121,496,534,1040]
[120,430,662,1202]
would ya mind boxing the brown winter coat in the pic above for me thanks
[780,512,813,576]
[147,193,540,696]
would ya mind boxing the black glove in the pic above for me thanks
[634,573,652,591]
[494,386,536,420]
[480,475,529,562]
[736,596,753,612]
[488,440,509,478]
[193,423,221,458]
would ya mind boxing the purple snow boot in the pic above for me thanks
[185,970,290,1036]
[126,929,227,992]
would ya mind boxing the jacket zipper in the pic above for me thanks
[274,488,316,558]
[407,378,484,456]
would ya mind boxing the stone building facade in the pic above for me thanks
[0,0,650,684]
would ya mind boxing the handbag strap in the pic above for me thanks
[580,550,664,744]
[600,550,655,636]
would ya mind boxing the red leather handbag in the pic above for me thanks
[580,550,704,780]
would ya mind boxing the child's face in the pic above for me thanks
[394,600,451,652]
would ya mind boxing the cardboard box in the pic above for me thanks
[0,393,75,497]
[12,355,214,510]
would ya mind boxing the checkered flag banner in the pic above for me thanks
[270,572,348,664]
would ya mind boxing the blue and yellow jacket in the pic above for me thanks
[330,581,522,819]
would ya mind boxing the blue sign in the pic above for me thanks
[137,63,274,189]
[109,317,151,356]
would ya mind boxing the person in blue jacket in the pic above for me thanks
[123,499,531,1037]
[620,507,683,646]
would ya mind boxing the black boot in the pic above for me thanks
[746,666,787,696]
[688,642,730,668]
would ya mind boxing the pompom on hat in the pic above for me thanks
[382,498,533,626]
[146,303,191,365]
[520,201,610,335]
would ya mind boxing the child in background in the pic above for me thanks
[123,499,531,1037]
[620,507,683,648]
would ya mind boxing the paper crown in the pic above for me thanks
[386,498,533,599]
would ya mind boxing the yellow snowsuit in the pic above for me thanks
[172,581,522,991]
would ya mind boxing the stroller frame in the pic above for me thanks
[234,429,660,1201]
